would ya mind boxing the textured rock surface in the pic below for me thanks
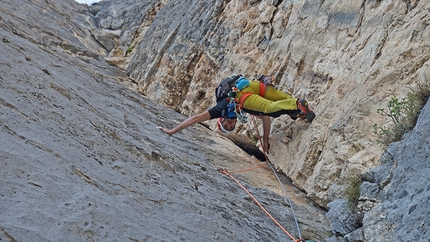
[326,100,430,242]
[0,0,330,241]
[359,100,430,242]
[326,199,362,236]
[1,0,430,241]
[88,0,430,208]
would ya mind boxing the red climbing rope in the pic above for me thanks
[217,168,303,242]
[248,115,304,240]
[217,115,305,241]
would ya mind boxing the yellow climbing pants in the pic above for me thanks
[236,81,298,116]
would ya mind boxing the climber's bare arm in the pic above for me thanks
[158,111,211,135]
[254,115,271,154]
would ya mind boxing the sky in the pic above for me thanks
[74,0,101,5]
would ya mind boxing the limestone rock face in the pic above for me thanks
[1,0,430,241]
[362,101,430,241]
[0,0,330,241]
[326,100,430,241]
[90,0,430,207]
[326,199,362,236]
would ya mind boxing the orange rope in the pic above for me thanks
[217,115,305,241]
[218,168,303,242]
[249,115,304,241]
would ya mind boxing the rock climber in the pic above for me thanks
[158,75,315,154]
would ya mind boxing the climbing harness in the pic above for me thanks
[227,80,268,124]
[235,79,271,117]
[217,115,305,242]
[221,76,273,124]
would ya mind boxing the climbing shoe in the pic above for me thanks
[297,99,315,123]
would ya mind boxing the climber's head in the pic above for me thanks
[217,118,237,134]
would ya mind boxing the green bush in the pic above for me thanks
[343,172,363,210]
[373,81,430,147]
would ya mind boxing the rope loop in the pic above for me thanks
[217,168,228,174]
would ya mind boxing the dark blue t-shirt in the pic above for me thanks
[208,99,229,119]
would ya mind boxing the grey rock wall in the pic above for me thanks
[360,99,430,242]
[88,0,430,209]
[326,99,430,241]
[1,0,429,241]
[0,0,330,241]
